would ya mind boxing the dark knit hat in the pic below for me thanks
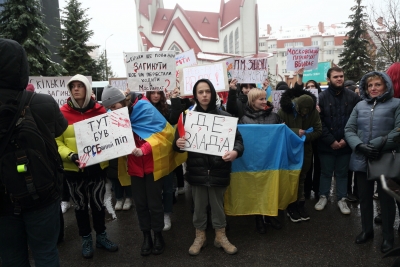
[276,81,288,90]
[101,85,126,107]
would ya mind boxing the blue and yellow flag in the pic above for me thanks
[224,124,304,216]
[130,99,187,180]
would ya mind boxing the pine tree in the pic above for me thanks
[0,0,66,76]
[338,0,373,81]
[94,50,116,81]
[59,0,98,76]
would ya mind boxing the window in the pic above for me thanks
[282,60,287,65]
[326,50,334,54]
[324,41,334,46]
[229,32,233,53]
[294,42,303,47]
[281,52,287,57]
[235,28,239,54]
[224,36,228,53]
[162,15,168,20]
[282,69,287,74]
[259,42,265,47]
[284,42,293,48]
[202,17,209,23]
[312,41,319,46]
[268,44,276,49]
[169,43,181,54]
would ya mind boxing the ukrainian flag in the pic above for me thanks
[130,99,187,181]
[224,124,304,216]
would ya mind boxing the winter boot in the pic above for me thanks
[96,232,118,252]
[286,202,302,222]
[82,234,94,259]
[188,229,207,256]
[214,228,237,255]
[152,231,165,255]
[141,231,153,256]
[255,215,266,234]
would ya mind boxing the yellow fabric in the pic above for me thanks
[224,170,300,216]
[55,124,109,172]
[145,122,187,181]
[117,156,131,186]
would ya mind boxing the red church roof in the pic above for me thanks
[139,31,155,50]
[138,0,152,20]
[221,0,244,29]
[152,8,175,34]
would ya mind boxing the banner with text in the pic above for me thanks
[181,111,238,156]
[29,76,92,107]
[272,89,318,113]
[179,62,228,96]
[74,107,135,167]
[109,78,128,91]
[226,57,268,83]
[176,49,197,78]
[124,51,176,92]
[286,47,319,71]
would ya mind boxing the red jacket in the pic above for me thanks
[127,132,153,177]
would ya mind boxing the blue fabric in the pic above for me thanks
[0,201,60,267]
[319,153,350,199]
[232,124,304,172]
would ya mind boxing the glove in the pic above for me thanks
[356,144,379,159]
[69,153,80,167]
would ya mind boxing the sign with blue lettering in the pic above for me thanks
[74,107,135,167]
[182,111,238,156]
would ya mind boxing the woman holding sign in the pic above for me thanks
[174,79,244,256]
[239,88,283,234]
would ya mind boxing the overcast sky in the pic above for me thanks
[59,0,378,78]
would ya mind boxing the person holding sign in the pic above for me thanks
[226,78,256,119]
[239,88,283,233]
[174,79,244,256]
[56,75,118,259]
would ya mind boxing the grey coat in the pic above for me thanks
[344,71,400,172]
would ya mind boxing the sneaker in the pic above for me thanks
[286,205,302,223]
[315,195,328,211]
[61,201,71,214]
[297,201,310,221]
[163,213,171,231]
[373,192,379,200]
[177,187,185,195]
[122,198,132,210]
[346,193,358,202]
[82,234,94,259]
[96,232,118,252]
[115,200,124,211]
[338,198,351,214]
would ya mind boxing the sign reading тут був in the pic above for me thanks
[124,51,176,92]
[74,107,135,167]
[181,111,238,157]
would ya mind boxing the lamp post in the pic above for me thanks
[105,34,113,81]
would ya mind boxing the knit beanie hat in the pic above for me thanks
[101,85,126,107]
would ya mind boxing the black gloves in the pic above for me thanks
[357,144,379,159]
[69,153,80,167]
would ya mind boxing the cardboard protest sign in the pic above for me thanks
[181,111,238,156]
[272,89,318,113]
[179,62,228,96]
[175,49,197,78]
[286,47,319,71]
[29,76,92,107]
[124,51,176,92]
[226,57,268,83]
[74,107,135,167]
[109,78,128,91]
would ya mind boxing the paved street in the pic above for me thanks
[57,185,398,267]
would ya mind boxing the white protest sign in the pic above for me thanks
[179,62,228,96]
[29,76,92,107]
[109,78,128,91]
[176,49,197,74]
[286,47,319,71]
[226,57,268,83]
[272,89,319,113]
[74,107,135,167]
[124,51,176,92]
[181,111,238,156]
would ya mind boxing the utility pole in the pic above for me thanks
[105,34,113,81]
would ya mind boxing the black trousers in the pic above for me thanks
[131,173,164,232]
[304,143,320,196]
[174,164,185,188]
[356,171,395,241]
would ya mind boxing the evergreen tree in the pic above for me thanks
[59,0,98,76]
[93,50,116,81]
[339,0,373,81]
[0,0,66,76]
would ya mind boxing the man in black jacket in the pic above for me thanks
[175,79,244,256]
[314,67,360,214]
[0,39,68,266]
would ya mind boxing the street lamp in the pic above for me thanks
[105,34,113,81]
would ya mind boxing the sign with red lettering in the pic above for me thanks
[226,57,268,83]
[175,49,197,78]
[124,51,176,92]
[181,111,238,156]
[74,107,135,167]
[286,47,319,71]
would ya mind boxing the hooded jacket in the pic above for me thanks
[0,38,68,215]
[345,71,400,172]
[318,84,360,155]
[173,79,244,187]
[56,74,108,172]
[239,103,282,125]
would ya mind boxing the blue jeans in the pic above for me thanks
[162,172,174,213]
[319,153,350,199]
[0,201,60,267]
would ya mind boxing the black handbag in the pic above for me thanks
[367,135,400,181]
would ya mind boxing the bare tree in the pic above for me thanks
[368,0,400,70]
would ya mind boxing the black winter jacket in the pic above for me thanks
[318,86,360,155]
[226,88,247,119]
[239,104,282,124]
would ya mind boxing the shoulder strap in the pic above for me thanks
[0,90,30,156]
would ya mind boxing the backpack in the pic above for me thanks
[0,91,64,215]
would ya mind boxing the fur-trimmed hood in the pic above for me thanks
[279,88,317,114]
